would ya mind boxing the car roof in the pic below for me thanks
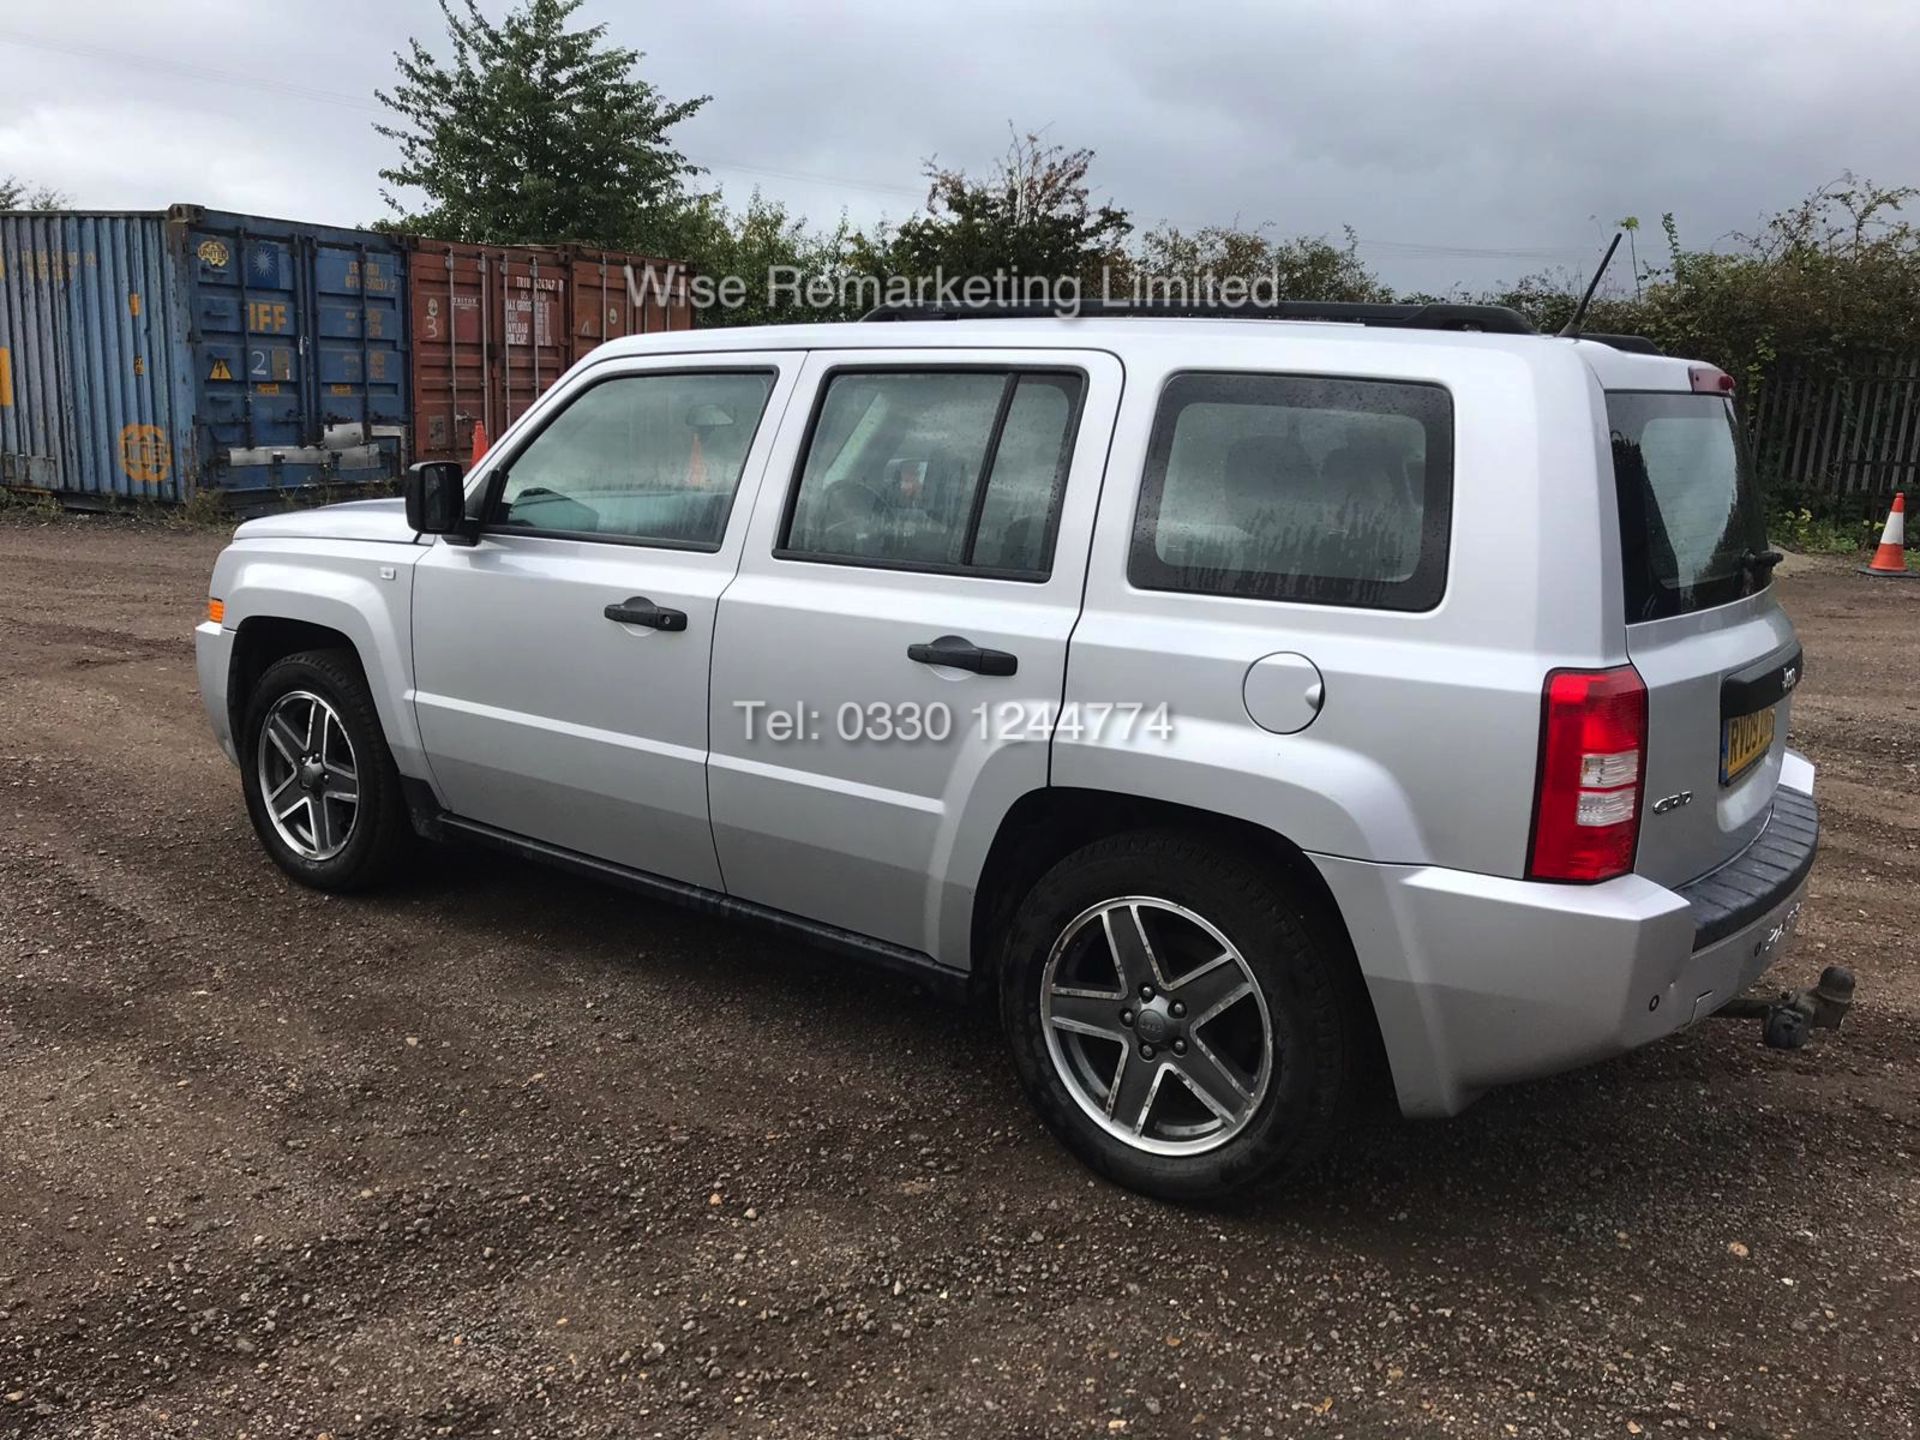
[592,318,1701,390]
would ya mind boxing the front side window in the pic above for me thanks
[492,370,775,548]
[782,369,1084,577]
[1130,372,1454,611]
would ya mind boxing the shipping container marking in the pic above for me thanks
[344,257,396,293]
[120,425,170,484]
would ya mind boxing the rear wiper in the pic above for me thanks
[1744,548,1785,575]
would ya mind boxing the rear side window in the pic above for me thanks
[1129,373,1453,611]
[1608,392,1769,622]
[781,369,1084,578]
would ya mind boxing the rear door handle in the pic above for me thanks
[604,596,688,632]
[907,634,1018,676]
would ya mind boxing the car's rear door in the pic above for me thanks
[1608,384,1800,887]
[706,347,1122,956]
[410,352,799,888]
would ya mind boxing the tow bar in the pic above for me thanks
[1713,965,1856,1050]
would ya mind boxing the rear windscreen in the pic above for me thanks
[1608,391,1769,622]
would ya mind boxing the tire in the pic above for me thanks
[240,648,411,892]
[998,829,1360,1201]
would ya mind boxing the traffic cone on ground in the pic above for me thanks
[1858,493,1915,578]
[470,420,490,467]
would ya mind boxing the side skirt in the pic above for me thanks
[412,796,969,1003]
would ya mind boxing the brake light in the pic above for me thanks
[1528,665,1647,882]
[1689,364,1735,394]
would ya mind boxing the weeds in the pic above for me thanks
[0,488,64,523]
[1771,504,1878,554]
[166,488,234,531]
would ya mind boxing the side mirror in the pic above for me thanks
[405,461,466,534]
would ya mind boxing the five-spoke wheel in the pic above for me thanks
[1042,897,1272,1155]
[1001,830,1359,1200]
[256,690,361,861]
[241,649,409,891]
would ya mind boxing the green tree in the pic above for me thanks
[0,176,68,211]
[1489,176,1920,386]
[679,190,861,327]
[1131,222,1389,303]
[853,130,1133,293]
[375,0,707,252]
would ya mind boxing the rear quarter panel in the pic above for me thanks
[1056,333,1620,876]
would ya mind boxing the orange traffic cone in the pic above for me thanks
[470,419,490,467]
[1858,493,1915,578]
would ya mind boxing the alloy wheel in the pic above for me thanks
[255,690,361,862]
[1040,896,1274,1156]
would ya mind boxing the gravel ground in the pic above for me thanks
[1,514,1916,1440]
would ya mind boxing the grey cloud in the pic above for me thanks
[2,0,1914,293]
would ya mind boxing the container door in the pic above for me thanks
[568,253,692,358]
[568,252,640,363]
[408,243,488,464]
[408,243,570,463]
[188,221,303,488]
[493,249,570,434]
[184,215,408,494]
[308,237,406,481]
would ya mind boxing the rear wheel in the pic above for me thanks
[240,649,410,891]
[999,830,1359,1200]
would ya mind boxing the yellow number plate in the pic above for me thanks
[1720,705,1776,784]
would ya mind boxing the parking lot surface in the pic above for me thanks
[2,515,1916,1439]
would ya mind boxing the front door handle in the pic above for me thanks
[907,634,1018,676]
[604,596,688,632]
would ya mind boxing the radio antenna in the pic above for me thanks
[1558,231,1624,338]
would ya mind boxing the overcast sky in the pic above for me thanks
[1,0,1914,294]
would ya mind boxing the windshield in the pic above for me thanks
[1607,391,1769,622]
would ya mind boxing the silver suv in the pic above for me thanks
[196,304,1819,1199]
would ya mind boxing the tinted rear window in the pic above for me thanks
[1129,373,1453,611]
[1608,392,1769,622]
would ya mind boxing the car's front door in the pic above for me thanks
[411,353,798,888]
[707,348,1123,957]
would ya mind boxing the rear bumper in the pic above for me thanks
[1314,753,1818,1117]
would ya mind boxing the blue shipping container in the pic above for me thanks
[0,205,408,503]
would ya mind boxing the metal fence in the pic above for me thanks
[1748,354,1920,513]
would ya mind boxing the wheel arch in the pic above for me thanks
[228,616,363,744]
[218,553,428,780]
[966,787,1389,1089]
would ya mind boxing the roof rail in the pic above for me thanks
[1576,332,1664,355]
[858,299,1538,335]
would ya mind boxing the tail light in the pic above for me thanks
[1689,364,1735,394]
[1528,665,1647,882]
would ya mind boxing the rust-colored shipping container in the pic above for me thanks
[407,240,692,463]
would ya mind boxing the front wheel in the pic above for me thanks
[999,830,1360,1200]
[240,649,410,892]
